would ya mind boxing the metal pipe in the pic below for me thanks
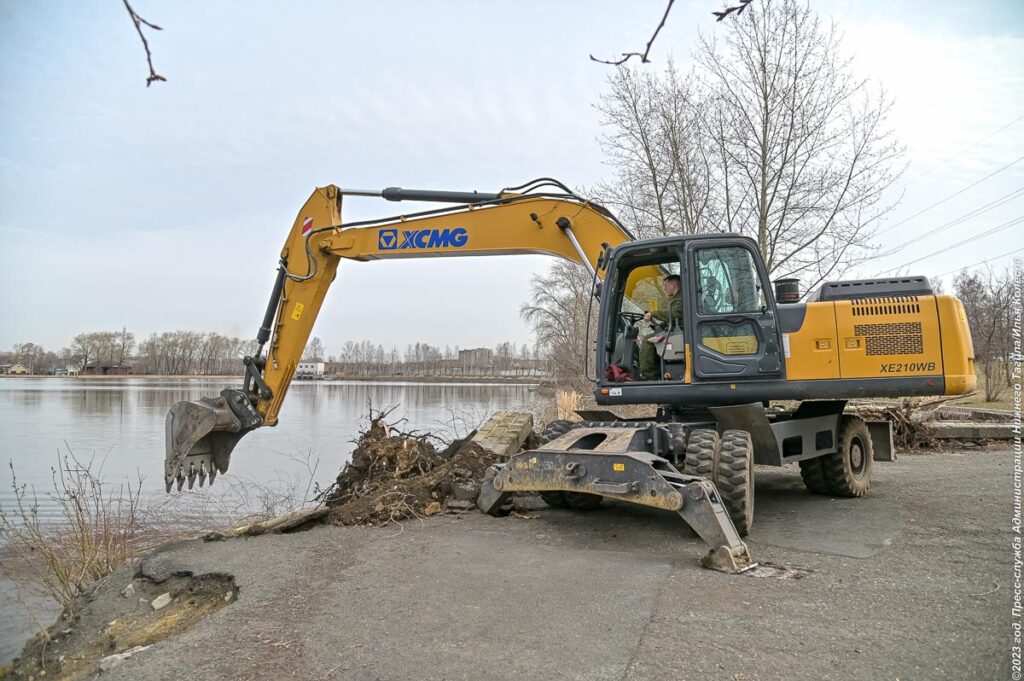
[342,187,501,203]
[556,217,596,278]
[256,263,287,346]
[380,187,502,203]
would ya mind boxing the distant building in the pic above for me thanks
[458,348,493,366]
[81,365,133,376]
[296,362,325,379]
[8,364,30,375]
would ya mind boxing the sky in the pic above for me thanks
[1,0,1022,354]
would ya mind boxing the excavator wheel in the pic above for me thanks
[717,430,754,536]
[684,428,754,536]
[683,428,719,479]
[798,457,830,495]
[536,419,602,511]
[819,415,873,497]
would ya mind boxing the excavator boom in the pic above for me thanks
[165,182,636,491]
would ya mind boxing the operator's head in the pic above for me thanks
[663,274,681,296]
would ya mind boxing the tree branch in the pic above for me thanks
[122,0,166,87]
[712,0,755,22]
[591,0,676,66]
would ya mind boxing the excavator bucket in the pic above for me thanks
[164,388,263,491]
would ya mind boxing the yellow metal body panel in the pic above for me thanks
[834,296,943,379]
[319,195,626,270]
[260,186,343,426]
[936,294,977,394]
[782,302,840,380]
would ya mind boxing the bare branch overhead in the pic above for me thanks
[122,0,166,86]
[590,0,676,66]
[590,1,759,66]
[712,0,755,22]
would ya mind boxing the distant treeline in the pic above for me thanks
[1,332,550,377]
[328,340,549,377]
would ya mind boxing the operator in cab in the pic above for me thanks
[639,274,684,380]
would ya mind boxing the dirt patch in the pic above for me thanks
[319,413,501,526]
[3,570,236,680]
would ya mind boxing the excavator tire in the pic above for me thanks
[683,428,719,479]
[820,415,873,497]
[717,430,754,536]
[799,457,831,495]
[683,428,754,536]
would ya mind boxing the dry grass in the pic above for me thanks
[0,450,151,614]
[555,389,583,421]
[0,448,324,620]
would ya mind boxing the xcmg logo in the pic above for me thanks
[378,227,468,250]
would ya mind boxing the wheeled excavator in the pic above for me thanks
[165,179,976,572]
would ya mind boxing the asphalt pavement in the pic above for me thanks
[102,449,1010,681]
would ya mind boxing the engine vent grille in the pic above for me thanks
[850,296,921,317]
[854,321,924,356]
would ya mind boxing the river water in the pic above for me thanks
[0,376,538,662]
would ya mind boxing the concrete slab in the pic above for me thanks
[472,410,534,458]
[927,421,1015,439]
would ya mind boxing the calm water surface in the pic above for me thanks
[0,376,537,662]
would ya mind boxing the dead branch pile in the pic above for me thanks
[854,395,969,450]
[318,408,499,526]
[856,399,936,450]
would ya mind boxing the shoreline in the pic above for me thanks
[0,374,548,385]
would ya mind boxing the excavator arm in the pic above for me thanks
[164,181,636,491]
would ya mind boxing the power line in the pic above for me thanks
[876,185,1024,258]
[935,246,1024,279]
[876,153,1024,237]
[903,112,1024,186]
[876,215,1024,274]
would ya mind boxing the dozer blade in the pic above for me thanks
[481,426,756,574]
[164,388,263,492]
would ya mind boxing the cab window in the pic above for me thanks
[605,251,682,378]
[695,247,764,315]
[694,246,764,357]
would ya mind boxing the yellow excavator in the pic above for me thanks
[165,179,976,572]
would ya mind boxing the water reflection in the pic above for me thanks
[0,378,537,514]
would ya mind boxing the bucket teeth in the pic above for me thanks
[165,389,259,494]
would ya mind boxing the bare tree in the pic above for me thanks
[954,267,1013,402]
[520,261,598,391]
[697,0,904,290]
[594,64,721,238]
[303,337,326,362]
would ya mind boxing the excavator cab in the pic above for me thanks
[596,234,784,403]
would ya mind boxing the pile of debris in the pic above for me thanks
[318,410,504,525]
[854,397,1014,450]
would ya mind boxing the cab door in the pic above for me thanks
[685,239,783,381]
